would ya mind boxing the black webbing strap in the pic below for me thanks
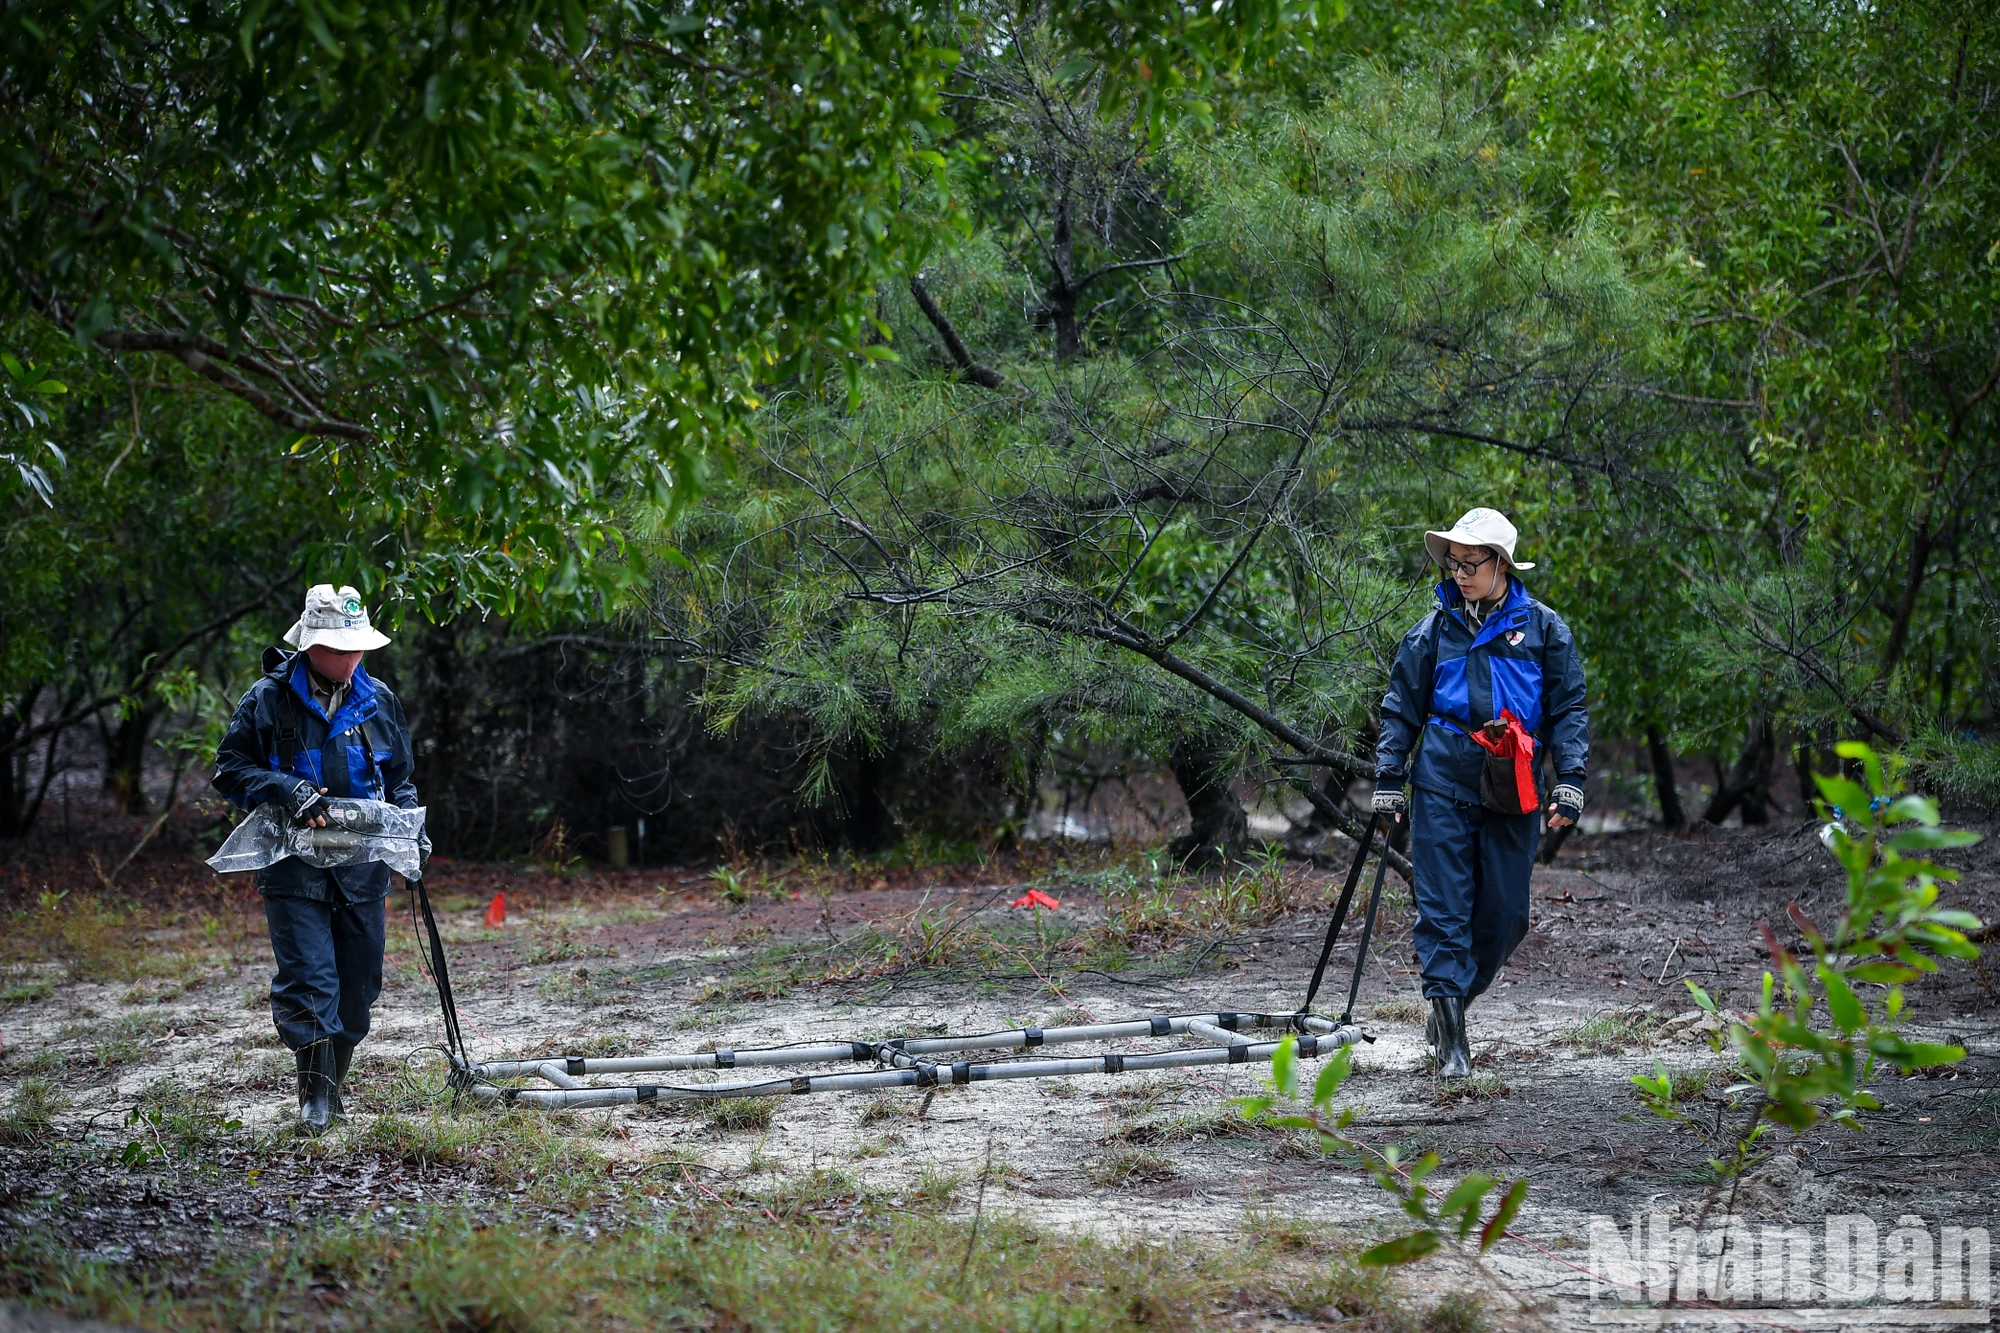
[1299,812,1381,1015]
[273,666,304,775]
[409,874,472,1093]
[1340,830,1393,1026]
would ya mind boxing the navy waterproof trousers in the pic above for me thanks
[1410,787,1539,1001]
[264,893,386,1051]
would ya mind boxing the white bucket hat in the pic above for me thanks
[1424,507,1535,571]
[284,584,391,652]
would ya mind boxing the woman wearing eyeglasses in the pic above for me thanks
[1371,509,1589,1078]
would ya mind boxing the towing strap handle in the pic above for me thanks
[1339,830,1393,1026]
[1299,811,1381,1016]
[409,875,472,1093]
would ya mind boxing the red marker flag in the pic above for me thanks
[1010,888,1061,911]
[484,892,506,926]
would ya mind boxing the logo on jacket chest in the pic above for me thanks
[1506,630,1525,646]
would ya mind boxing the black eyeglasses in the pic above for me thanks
[1442,551,1497,576]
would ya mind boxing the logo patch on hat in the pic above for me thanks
[342,597,362,615]
[1507,630,1525,646]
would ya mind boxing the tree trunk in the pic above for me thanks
[1168,735,1248,868]
[1793,741,1820,815]
[1880,520,1936,674]
[1701,715,1776,826]
[1647,726,1687,830]
[413,619,463,848]
[1036,180,1086,363]
[102,705,159,815]
[0,688,36,837]
[845,749,897,853]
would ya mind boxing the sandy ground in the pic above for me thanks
[2,818,1997,1331]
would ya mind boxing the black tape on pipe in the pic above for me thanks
[1228,1045,1249,1064]
[1103,1054,1124,1074]
[792,1077,812,1094]
[1149,1015,1171,1036]
[715,1048,735,1068]
[850,1042,873,1061]
[567,1057,586,1076]
[637,1087,658,1103]
[1023,1027,1043,1048]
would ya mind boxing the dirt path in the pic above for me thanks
[3,821,1996,1329]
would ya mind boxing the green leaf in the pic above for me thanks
[1886,827,1979,852]
[1479,1179,1529,1252]
[1440,1173,1496,1236]
[1270,1033,1297,1098]
[1311,1046,1353,1108]
[1896,1042,1965,1071]
[1358,1231,1441,1267]
[1817,964,1865,1034]
[1814,775,1869,818]
[1845,962,1921,984]
[1053,57,1098,83]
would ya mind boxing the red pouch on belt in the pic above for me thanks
[1470,710,1539,815]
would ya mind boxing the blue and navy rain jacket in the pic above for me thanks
[212,654,418,901]
[1375,577,1589,807]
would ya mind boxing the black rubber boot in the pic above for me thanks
[1429,997,1472,1079]
[296,1040,339,1135]
[330,1039,354,1121]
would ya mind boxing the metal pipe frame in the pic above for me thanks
[467,1011,1365,1111]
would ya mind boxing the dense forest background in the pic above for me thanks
[4,0,1997,867]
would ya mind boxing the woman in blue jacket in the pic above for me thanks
[1371,509,1588,1078]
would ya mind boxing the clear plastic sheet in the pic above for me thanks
[206,799,428,880]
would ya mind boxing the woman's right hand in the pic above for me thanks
[1371,787,1406,824]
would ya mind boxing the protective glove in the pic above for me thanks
[288,783,331,828]
[1370,786,1407,818]
[1551,783,1585,824]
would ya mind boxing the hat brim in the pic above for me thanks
[285,620,391,652]
[1424,530,1533,571]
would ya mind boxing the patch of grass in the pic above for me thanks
[0,974,57,1008]
[1106,1075,1182,1116]
[1371,997,1426,1024]
[914,1164,961,1210]
[341,1111,615,1207]
[537,966,618,1006]
[132,1080,241,1158]
[1432,1073,1510,1104]
[521,921,617,966]
[74,1010,179,1072]
[704,1096,779,1132]
[695,943,818,1002]
[1242,1210,1338,1255]
[1,1197,1407,1332]
[340,1051,451,1115]
[0,1078,66,1144]
[1086,1145,1177,1187]
[859,1093,913,1126]
[1279,1248,1416,1329]
[760,1165,866,1219]
[1639,1066,1712,1104]
[1554,1008,1663,1055]
[1424,1289,1490,1333]
[1111,1105,1264,1145]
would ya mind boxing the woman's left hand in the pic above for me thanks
[1547,813,1574,829]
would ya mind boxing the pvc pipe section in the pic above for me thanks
[466,1012,1364,1111]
